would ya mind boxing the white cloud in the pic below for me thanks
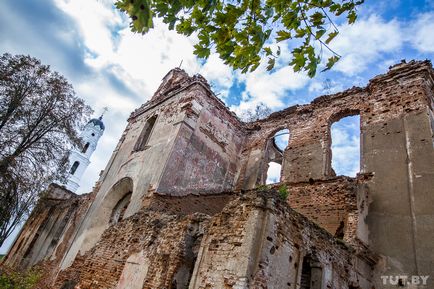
[408,12,434,53]
[231,65,310,115]
[266,162,282,184]
[112,25,200,95]
[331,116,360,177]
[54,0,123,63]
[199,54,234,98]
[329,15,403,75]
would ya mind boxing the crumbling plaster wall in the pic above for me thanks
[189,192,375,289]
[2,184,93,275]
[236,61,434,287]
[50,191,375,289]
[59,70,246,269]
[157,81,245,195]
[362,63,434,288]
[4,61,433,289]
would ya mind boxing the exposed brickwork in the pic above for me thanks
[3,60,434,289]
[189,191,376,289]
[54,210,209,289]
[285,177,358,239]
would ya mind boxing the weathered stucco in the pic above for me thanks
[2,60,434,289]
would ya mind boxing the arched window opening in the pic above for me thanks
[266,162,282,184]
[70,161,79,175]
[110,192,132,224]
[273,129,289,151]
[81,142,90,153]
[331,115,360,177]
[261,129,289,185]
[134,115,158,151]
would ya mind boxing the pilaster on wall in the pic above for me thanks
[362,62,434,288]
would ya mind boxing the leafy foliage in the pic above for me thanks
[115,0,364,77]
[0,53,92,246]
[278,184,289,200]
[0,268,41,289]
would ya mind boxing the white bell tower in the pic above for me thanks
[65,114,105,193]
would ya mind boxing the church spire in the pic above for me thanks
[64,112,105,193]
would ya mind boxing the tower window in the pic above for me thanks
[134,115,158,151]
[82,142,90,153]
[70,161,79,175]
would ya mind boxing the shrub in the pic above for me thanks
[0,268,41,289]
[278,184,289,200]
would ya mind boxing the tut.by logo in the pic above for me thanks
[381,275,429,286]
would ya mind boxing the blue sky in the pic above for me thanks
[1,0,434,252]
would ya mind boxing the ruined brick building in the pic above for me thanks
[2,60,434,289]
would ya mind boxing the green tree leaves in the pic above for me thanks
[115,0,364,77]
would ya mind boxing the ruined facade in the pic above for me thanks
[2,60,434,289]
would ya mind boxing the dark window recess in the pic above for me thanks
[70,161,79,175]
[334,220,345,239]
[110,192,132,224]
[133,115,157,151]
[82,142,90,153]
[300,254,323,289]
[300,256,312,289]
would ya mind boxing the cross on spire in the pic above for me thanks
[100,107,108,119]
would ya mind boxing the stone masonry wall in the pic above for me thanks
[4,60,433,289]
[2,184,93,272]
[189,191,376,289]
[54,209,210,289]
[285,177,358,241]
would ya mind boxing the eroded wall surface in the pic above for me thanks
[237,61,434,288]
[2,183,93,279]
[187,191,375,289]
[49,191,374,289]
[3,60,434,289]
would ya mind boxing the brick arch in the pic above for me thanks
[328,108,360,126]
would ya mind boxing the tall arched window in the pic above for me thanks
[134,115,158,151]
[82,142,90,153]
[265,129,289,184]
[70,161,79,175]
[330,115,360,176]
